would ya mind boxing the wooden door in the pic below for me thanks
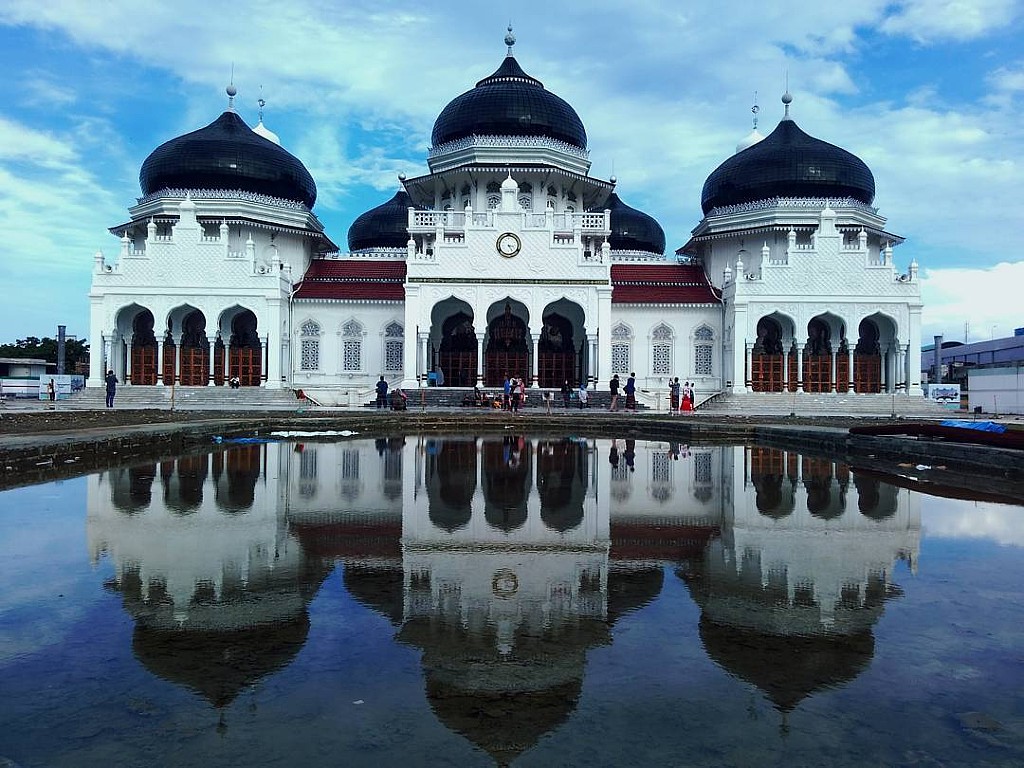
[131,345,157,385]
[751,354,784,392]
[803,355,832,393]
[854,354,881,393]
[230,347,262,386]
[179,347,208,386]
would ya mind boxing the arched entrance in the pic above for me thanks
[802,317,834,393]
[435,309,477,388]
[228,310,262,386]
[130,309,158,384]
[751,317,786,392]
[537,300,585,388]
[165,309,210,386]
[484,301,529,387]
[854,318,882,393]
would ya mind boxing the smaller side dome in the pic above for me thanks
[593,193,665,254]
[253,119,280,146]
[347,190,420,252]
[736,128,765,153]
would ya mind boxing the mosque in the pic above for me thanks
[87,30,923,403]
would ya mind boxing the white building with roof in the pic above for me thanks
[87,30,922,403]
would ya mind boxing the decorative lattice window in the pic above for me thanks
[612,344,630,375]
[487,194,500,209]
[341,320,363,372]
[694,326,713,375]
[611,323,631,375]
[384,322,403,373]
[652,344,671,375]
[298,447,317,499]
[299,320,320,371]
[652,452,670,484]
[486,181,501,194]
[518,194,532,210]
[694,452,712,484]
[340,448,361,500]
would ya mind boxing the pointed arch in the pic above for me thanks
[611,322,633,376]
[299,318,321,372]
[341,318,365,373]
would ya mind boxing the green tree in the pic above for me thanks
[0,337,90,368]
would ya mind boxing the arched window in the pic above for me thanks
[342,320,364,372]
[487,194,501,209]
[384,322,403,373]
[612,323,632,375]
[694,325,714,376]
[300,320,320,371]
[651,323,673,375]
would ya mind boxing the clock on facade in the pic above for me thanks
[496,232,521,257]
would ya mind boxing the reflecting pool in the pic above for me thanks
[1,436,1023,767]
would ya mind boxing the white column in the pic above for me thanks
[847,345,855,393]
[417,331,429,385]
[208,339,216,385]
[782,347,790,392]
[587,334,598,387]
[596,287,613,388]
[797,346,805,393]
[530,332,541,388]
[745,343,754,393]
[265,298,282,388]
[830,346,838,392]
[402,285,422,390]
[156,337,165,387]
[171,333,181,385]
[476,332,485,385]
[125,334,134,385]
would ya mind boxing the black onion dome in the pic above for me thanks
[431,56,587,149]
[592,193,666,253]
[140,111,317,208]
[347,190,420,251]
[700,118,875,214]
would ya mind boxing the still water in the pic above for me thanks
[1,435,1022,767]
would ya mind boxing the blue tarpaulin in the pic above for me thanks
[939,420,1007,433]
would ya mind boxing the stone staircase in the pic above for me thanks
[695,391,954,418]
[66,385,304,411]
[366,387,646,411]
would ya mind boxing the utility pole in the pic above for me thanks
[57,325,66,375]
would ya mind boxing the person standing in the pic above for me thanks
[560,380,571,409]
[681,381,694,414]
[669,377,681,413]
[47,378,56,409]
[608,374,620,411]
[105,370,118,408]
[511,377,523,414]
[375,375,389,410]
[503,374,512,411]
[624,373,637,412]
[578,382,589,408]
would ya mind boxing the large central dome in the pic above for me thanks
[140,110,317,208]
[700,101,875,215]
[431,54,587,150]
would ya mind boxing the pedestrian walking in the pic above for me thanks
[669,377,680,413]
[503,374,512,411]
[375,375,388,409]
[608,374,620,411]
[105,370,118,408]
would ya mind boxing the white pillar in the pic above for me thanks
[847,345,855,393]
[125,334,134,385]
[797,346,805,393]
[745,343,754,393]
[530,332,541,387]
[402,285,422,390]
[596,287,613,388]
[266,299,282,388]
[156,337,165,387]
[476,332,485,385]
[208,339,216,385]
[830,346,838,392]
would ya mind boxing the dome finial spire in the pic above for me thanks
[505,23,516,56]
[751,91,760,131]
[226,63,237,112]
[257,85,266,123]
[782,71,792,120]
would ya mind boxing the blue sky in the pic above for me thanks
[1,0,1022,345]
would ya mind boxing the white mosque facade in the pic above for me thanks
[87,33,922,402]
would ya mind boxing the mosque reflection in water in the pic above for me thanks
[88,436,919,761]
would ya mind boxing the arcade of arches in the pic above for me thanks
[432,300,588,388]
[122,307,266,387]
[748,315,903,394]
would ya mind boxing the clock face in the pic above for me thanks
[497,232,521,257]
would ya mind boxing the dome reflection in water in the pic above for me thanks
[82,436,925,761]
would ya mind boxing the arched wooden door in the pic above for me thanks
[436,311,477,387]
[130,310,158,385]
[485,305,528,387]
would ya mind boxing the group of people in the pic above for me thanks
[669,377,695,413]
[608,373,639,412]
[501,375,528,413]
[375,375,407,410]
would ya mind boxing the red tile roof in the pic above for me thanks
[610,263,719,304]
[294,259,406,301]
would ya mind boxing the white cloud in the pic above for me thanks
[923,496,1024,546]
[880,0,1019,42]
[919,261,1024,340]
